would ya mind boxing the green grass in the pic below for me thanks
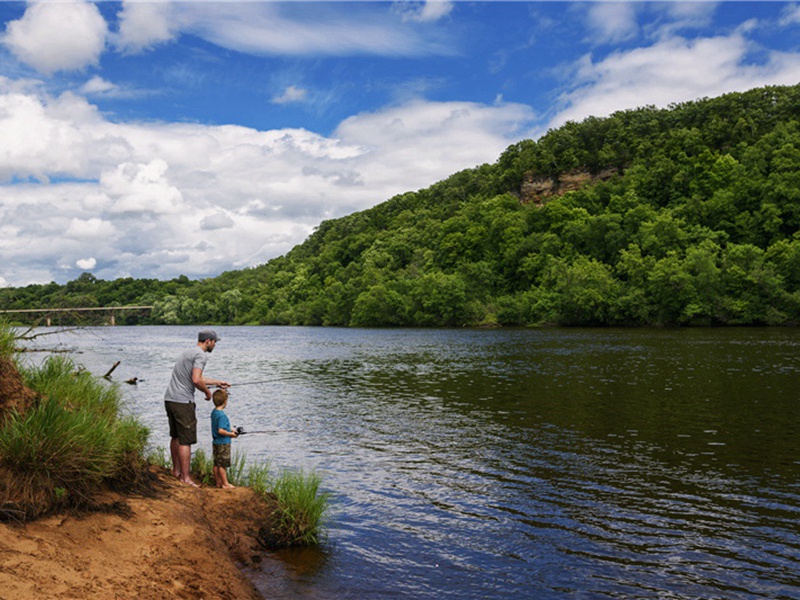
[0,324,150,520]
[179,445,328,547]
[268,469,330,547]
[0,320,16,356]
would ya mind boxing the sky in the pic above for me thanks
[0,1,799,288]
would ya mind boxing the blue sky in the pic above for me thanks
[0,1,799,287]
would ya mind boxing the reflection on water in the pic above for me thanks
[19,326,800,599]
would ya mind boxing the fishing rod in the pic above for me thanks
[234,426,299,435]
[221,380,276,387]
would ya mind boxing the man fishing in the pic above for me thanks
[164,330,229,487]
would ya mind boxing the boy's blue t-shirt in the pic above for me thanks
[211,408,231,445]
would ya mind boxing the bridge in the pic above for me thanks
[0,306,154,326]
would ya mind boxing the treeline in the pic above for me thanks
[4,84,800,327]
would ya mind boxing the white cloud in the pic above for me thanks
[2,0,108,74]
[200,211,235,231]
[0,87,533,285]
[66,218,116,240]
[0,91,113,182]
[101,159,184,215]
[272,85,308,105]
[780,3,800,26]
[395,1,454,23]
[172,2,453,57]
[79,75,121,97]
[115,0,178,54]
[586,2,639,43]
[551,33,800,129]
[76,257,97,270]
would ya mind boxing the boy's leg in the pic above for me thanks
[219,466,235,488]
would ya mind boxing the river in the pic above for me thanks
[20,326,800,599]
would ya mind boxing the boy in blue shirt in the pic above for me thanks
[211,389,238,488]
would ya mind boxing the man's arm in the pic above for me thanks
[192,367,230,401]
[192,367,213,401]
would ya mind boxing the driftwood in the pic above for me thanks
[103,361,121,379]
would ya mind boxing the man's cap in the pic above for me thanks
[198,330,220,342]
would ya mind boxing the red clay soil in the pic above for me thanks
[0,356,37,422]
[0,467,275,599]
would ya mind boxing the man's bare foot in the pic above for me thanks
[217,483,235,489]
[179,478,200,487]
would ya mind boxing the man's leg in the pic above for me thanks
[170,437,181,478]
[177,443,197,486]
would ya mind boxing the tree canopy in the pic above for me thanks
[5,84,800,327]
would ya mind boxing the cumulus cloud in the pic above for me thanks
[76,257,97,270]
[79,75,127,98]
[550,33,800,129]
[114,0,178,54]
[0,87,534,285]
[101,159,184,215]
[201,211,235,231]
[2,0,108,74]
[272,85,308,105]
[66,218,116,240]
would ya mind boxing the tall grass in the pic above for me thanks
[0,320,16,357]
[0,337,150,520]
[267,469,330,547]
[178,445,328,547]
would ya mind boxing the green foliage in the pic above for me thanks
[5,83,800,326]
[0,350,150,520]
[187,447,326,547]
[265,469,330,547]
[0,320,16,357]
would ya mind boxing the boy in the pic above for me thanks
[210,388,238,489]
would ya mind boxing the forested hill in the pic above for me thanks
[5,83,800,327]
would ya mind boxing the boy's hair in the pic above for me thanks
[212,389,228,407]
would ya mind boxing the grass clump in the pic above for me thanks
[168,444,329,548]
[262,469,330,548]
[0,327,150,520]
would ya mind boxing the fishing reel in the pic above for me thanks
[235,426,246,435]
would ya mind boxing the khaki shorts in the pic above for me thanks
[165,401,197,446]
[213,443,231,468]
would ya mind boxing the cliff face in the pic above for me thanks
[519,168,618,205]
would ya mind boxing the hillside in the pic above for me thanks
[4,83,800,327]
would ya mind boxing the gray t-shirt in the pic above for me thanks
[164,346,208,404]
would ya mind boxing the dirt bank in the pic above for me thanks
[0,467,275,599]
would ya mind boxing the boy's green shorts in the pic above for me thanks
[213,443,231,468]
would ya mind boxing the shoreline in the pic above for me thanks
[0,466,273,599]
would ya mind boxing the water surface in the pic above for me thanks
[21,327,800,599]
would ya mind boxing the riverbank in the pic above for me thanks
[0,466,273,599]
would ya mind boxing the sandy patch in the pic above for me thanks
[0,468,274,599]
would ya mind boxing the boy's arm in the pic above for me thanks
[217,427,239,438]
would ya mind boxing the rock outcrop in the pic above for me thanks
[519,167,618,206]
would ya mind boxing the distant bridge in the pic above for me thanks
[0,305,154,326]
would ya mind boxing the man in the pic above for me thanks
[164,330,229,486]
